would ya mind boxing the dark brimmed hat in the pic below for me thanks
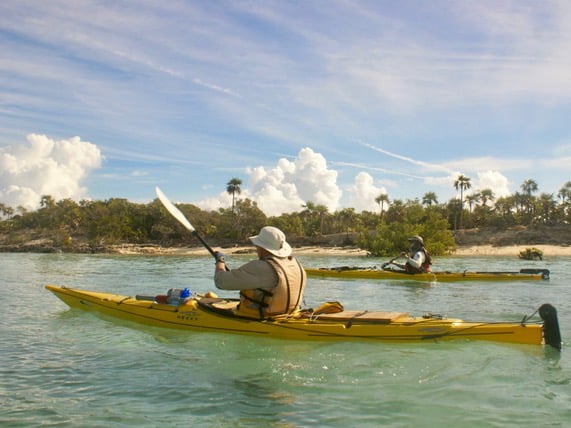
[408,235,424,245]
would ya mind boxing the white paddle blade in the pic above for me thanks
[155,187,195,232]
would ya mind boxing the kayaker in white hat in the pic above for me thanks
[383,235,432,274]
[213,226,307,319]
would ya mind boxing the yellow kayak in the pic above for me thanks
[45,285,561,349]
[305,267,550,282]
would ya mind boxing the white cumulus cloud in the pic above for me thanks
[196,147,343,216]
[350,172,388,212]
[0,134,102,211]
[472,170,512,198]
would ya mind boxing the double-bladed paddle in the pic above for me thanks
[155,186,219,260]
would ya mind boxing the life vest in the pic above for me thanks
[237,256,306,319]
[405,248,432,274]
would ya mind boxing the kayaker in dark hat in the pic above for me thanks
[384,235,432,274]
[213,226,307,319]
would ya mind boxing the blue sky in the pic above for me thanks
[1,1,570,216]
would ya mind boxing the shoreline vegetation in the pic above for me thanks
[1,225,570,257]
[3,189,570,259]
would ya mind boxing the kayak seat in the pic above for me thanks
[199,297,240,311]
[197,298,275,320]
[211,300,240,311]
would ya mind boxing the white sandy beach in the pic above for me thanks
[453,244,571,257]
[113,244,571,257]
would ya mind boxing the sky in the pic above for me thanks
[1,1,571,216]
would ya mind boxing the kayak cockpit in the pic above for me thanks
[196,296,412,324]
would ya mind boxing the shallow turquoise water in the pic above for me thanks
[1,253,570,427]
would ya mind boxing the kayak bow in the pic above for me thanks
[305,267,550,282]
[45,285,561,349]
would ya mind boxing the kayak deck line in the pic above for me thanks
[161,300,539,342]
[44,285,562,350]
[305,267,550,282]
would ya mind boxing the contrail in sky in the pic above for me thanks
[361,142,455,174]
[333,161,426,180]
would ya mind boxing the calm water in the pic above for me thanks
[1,252,570,427]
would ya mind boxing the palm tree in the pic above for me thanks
[226,178,242,214]
[301,201,315,213]
[557,181,571,204]
[301,201,318,236]
[557,181,571,222]
[521,179,538,198]
[538,193,556,224]
[0,202,14,218]
[374,193,390,219]
[465,193,479,214]
[314,204,329,235]
[40,195,56,209]
[337,208,356,237]
[520,179,538,221]
[463,192,480,228]
[454,175,472,204]
[422,192,438,207]
[446,198,463,230]
[479,188,495,207]
[453,174,471,228]
[494,195,515,226]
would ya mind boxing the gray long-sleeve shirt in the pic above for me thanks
[214,259,278,291]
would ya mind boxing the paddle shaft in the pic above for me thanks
[382,254,406,269]
[191,230,230,271]
[192,230,216,258]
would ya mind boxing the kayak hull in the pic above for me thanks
[305,267,550,282]
[45,285,560,348]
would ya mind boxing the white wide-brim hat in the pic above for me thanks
[249,226,292,257]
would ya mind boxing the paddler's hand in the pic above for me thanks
[214,251,225,264]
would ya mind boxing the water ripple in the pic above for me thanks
[1,253,570,427]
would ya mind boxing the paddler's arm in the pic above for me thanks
[388,252,408,269]
[214,259,278,290]
[214,251,226,272]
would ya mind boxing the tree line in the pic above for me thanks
[0,177,570,256]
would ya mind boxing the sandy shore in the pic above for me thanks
[113,244,571,257]
[113,245,370,256]
[453,244,571,257]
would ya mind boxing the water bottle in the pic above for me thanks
[167,288,181,305]
[180,288,191,302]
[166,287,192,305]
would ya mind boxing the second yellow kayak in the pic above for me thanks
[305,267,550,282]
